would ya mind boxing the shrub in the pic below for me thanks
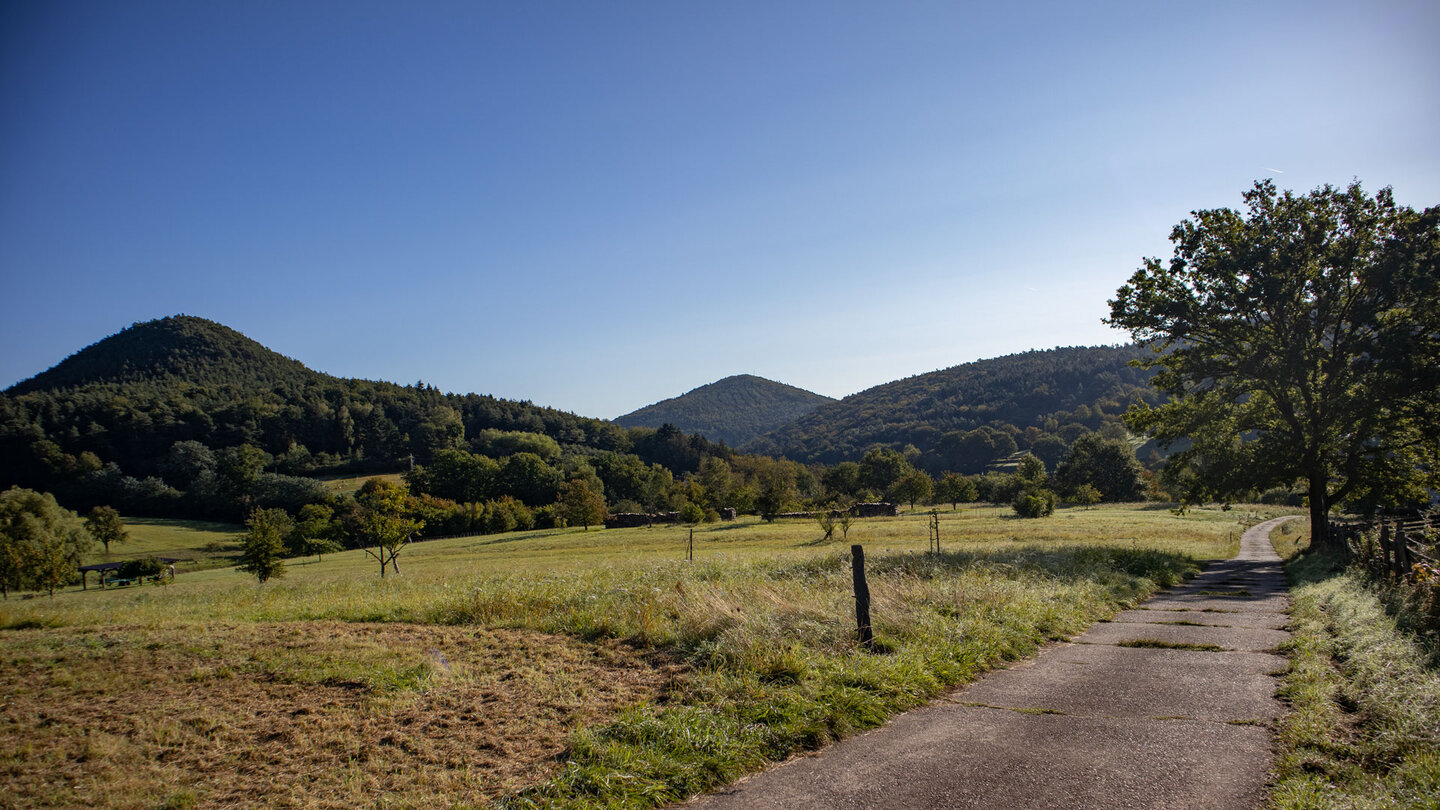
[1068,483,1102,506]
[116,557,166,580]
[532,504,564,530]
[679,502,705,525]
[1013,489,1057,518]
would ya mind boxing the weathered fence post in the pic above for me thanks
[687,528,694,562]
[929,510,940,554]
[1380,522,1393,579]
[852,544,873,647]
[1395,527,1411,580]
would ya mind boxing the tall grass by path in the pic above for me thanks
[1268,523,1440,809]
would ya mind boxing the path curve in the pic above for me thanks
[682,516,1299,809]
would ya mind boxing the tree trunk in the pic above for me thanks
[1308,477,1335,551]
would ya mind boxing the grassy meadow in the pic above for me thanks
[2,503,1289,808]
[82,516,246,571]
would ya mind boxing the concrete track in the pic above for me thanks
[683,516,1297,809]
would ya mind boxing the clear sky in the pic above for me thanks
[2,1,1436,419]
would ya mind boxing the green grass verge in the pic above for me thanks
[1268,526,1440,809]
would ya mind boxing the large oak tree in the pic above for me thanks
[1108,181,1439,547]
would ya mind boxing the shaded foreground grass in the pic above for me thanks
[1268,524,1440,809]
[0,505,1275,808]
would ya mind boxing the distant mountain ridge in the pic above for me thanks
[614,374,835,447]
[745,345,1158,471]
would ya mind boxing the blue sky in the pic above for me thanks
[2,1,1436,419]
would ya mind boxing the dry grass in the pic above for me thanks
[0,623,678,808]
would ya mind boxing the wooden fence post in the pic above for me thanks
[687,528,694,562]
[1380,522,1393,579]
[852,544,873,647]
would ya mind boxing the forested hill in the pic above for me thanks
[7,315,324,395]
[745,345,1159,473]
[614,375,835,447]
[0,316,649,507]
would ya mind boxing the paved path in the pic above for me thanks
[683,517,1297,810]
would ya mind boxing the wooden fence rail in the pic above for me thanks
[1335,513,1440,586]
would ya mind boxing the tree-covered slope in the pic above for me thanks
[6,315,324,395]
[614,375,835,447]
[746,345,1158,472]
[0,316,634,499]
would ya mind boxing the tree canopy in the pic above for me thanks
[0,487,92,597]
[1108,180,1440,543]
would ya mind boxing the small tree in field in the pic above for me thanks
[816,509,837,541]
[356,479,423,577]
[560,479,608,530]
[934,472,977,510]
[889,471,933,511]
[239,507,291,584]
[85,506,128,554]
[837,500,856,541]
[292,503,342,561]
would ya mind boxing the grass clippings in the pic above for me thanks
[0,623,676,808]
[1116,639,1225,652]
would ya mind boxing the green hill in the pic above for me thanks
[614,375,835,447]
[0,316,635,514]
[6,315,323,395]
[745,345,1158,473]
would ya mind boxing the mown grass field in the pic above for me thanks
[81,517,245,571]
[2,503,1290,809]
[318,472,407,497]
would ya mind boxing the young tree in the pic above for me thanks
[239,507,291,584]
[85,505,128,554]
[1108,180,1439,545]
[559,479,608,530]
[355,479,423,578]
[1016,452,1048,487]
[816,508,836,541]
[291,503,342,561]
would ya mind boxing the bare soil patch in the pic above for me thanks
[0,622,681,808]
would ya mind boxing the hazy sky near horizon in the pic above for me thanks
[2,1,1436,419]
